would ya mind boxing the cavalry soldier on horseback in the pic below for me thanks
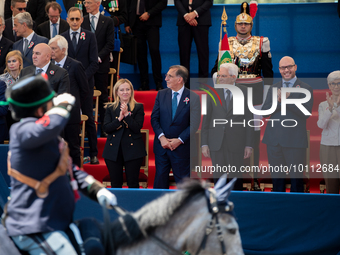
[0,75,117,255]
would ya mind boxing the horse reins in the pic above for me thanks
[110,188,234,255]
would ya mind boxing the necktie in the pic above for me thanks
[90,16,96,33]
[23,39,28,55]
[72,32,78,51]
[225,90,231,111]
[284,82,290,88]
[52,23,57,38]
[36,68,43,75]
[172,92,179,120]
[138,0,145,15]
[56,63,61,67]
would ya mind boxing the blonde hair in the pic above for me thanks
[4,50,23,74]
[109,79,136,111]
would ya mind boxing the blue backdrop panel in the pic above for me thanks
[119,3,340,90]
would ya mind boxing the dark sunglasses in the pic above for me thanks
[17,7,27,11]
[69,17,81,21]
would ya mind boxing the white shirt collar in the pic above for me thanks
[282,76,297,87]
[37,61,51,74]
[49,18,60,26]
[56,56,67,67]
[69,27,81,36]
[172,85,185,101]
[24,31,35,42]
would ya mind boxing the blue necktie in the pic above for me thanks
[172,92,179,120]
[72,32,78,51]
[284,82,290,88]
[90,16,96,33]
[52,23,57,38]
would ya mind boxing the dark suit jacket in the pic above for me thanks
[3,18,20,42]
[60,29,98,81]
[125,0,167,28]
[61,57,89,124]
[0,36,13,74]
[36,19,70,40]
[20,62,70,94]
[174,0,212,26]
[201,86,254,153]
[151,87,201,159]
[82,15,114,73]
[27,0,48,26]
[3,18,38,42]
[262,78,314,148]
[13,32,49,68]
[102,102,147,162]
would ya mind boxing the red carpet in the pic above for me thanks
[83,89,328,192]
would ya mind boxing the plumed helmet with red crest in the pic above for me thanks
[235,1,258,25]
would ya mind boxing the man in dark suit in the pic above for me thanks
[125,0,167,91]
[82,0,114,137]
[12,12,48,68]
[175,0,212,82]
[262,56,314,192]
[102,0,127,85]
[20,43,70,95]
[49,35,89,167]
[201,63,254,190]
[3,0,27,42]
[36,2,69,40]
[151,65,201,189]
[0,15,13,74]
[61,7,99,164]
[26,0,48,26]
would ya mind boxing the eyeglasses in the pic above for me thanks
[48,15,60,19]
[279,65,295,71]
[69,17,81,21]
[217,75,233,78]
[83,1,94,4]
[165,74,176,78]
[17,7,27,11]
[329,82,340,88]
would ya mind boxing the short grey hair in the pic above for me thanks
[14,12,33,29]
[11,0,26,8]
[68,7,83,18]
[327,71,340,84]
[169,65,189,84]
[48,35,68,56]
[219,63,239,77]
[0,15,4,25]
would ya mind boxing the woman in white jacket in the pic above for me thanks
[317,71,340,193]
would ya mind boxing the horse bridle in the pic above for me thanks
[111,188,234,255]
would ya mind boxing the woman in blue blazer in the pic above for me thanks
[102,79,146,188]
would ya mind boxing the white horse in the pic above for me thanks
[113,177,244,255]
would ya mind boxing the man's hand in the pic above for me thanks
[202,145,210,158]
[140,12,150,21]
[168,138,182,151]
[244,147,252,159]
[97,188,117,209]
[189,19,198,26]
[160,136,172,150]
[184,12,197,23]
[125,26,132,33]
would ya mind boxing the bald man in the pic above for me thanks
[20,43,70,94]
[261,56,313,192]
